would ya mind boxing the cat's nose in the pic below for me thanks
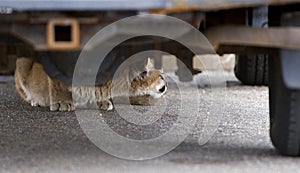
[159,85,166,93]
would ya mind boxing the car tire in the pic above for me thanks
[269,11,300,156]
[269,50,300,156]
[234,55,268,86]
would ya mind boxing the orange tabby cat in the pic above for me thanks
[15,57,167,111]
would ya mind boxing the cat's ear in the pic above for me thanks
[144,58,154,72]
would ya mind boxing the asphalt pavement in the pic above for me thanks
[1,72,300,173]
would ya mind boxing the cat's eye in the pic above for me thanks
[159,85,166,93]
[140,71,148,79]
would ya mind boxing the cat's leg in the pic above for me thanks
[97,100,113,111]
[14,57,33,103]
[48,78,74,111]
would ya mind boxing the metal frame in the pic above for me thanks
[47,18,80,50]
[1,0,299,11]
[203,25,300,51]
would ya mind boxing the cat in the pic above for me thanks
[14,57,167,111]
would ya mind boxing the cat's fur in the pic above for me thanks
[15,57,167,111]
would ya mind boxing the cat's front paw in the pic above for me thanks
[50,101,75,111]
[30,100,39,107]
[97,100,113,111]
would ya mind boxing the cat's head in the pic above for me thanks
[130,58,167,100]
